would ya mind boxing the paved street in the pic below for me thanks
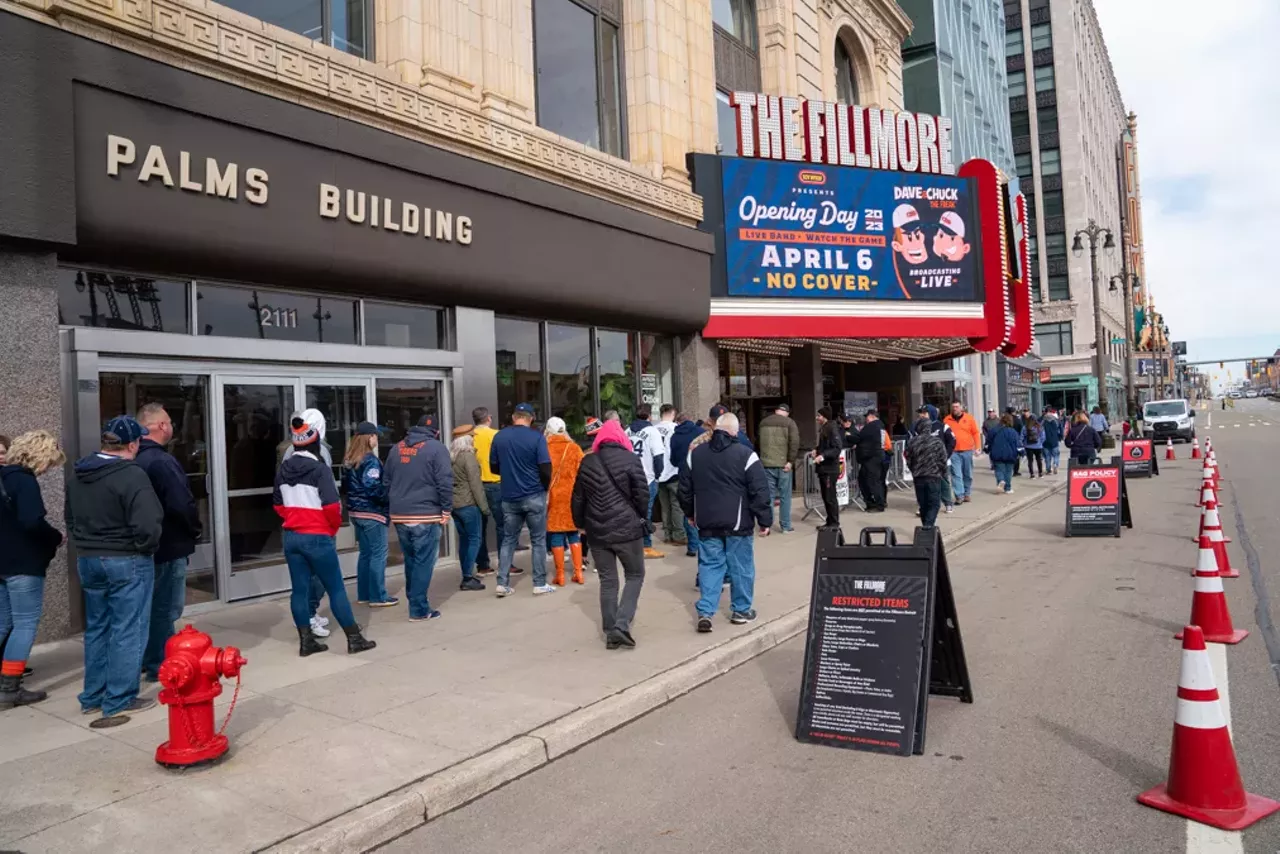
[386,398,1280,854]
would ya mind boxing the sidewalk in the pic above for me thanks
[0,470,1065,853]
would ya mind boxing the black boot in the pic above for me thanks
[0,673,47,710]
[298,626,328,657]
[343,623,376,655]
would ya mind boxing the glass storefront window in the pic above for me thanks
[495,317,543,426]
[222,382,294,568]
[547,323,591,438]
[596,330,635,423]
[305,383,369,503]
[99,372,214,603]
[363,301,443,349]
[58,269,190,334]
[375,378,445,563]
[198,283,358,345]
[639,334,676,411]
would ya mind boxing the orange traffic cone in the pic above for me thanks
[1166,438,1176,461]
[1202,503,1238,577]
[1190,438,1202,459]
[1175,552,1247,643]
[1138,625,1279,829]
[1195,465,1216,507]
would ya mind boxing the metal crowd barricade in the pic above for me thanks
[887,439,913,491]
[801,451,864,521]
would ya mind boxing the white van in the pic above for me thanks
[1142,399,1195,443]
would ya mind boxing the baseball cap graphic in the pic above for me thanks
[892,204,922,231]
[938,211,965,237]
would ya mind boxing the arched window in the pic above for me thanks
[835,37,858,104]
[712,0,758,50]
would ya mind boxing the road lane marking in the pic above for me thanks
[1185,643,1242,854]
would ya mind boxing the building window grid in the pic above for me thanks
[1033,64,1055,92]
[1036,322,1073,357]
[533,0,628,158]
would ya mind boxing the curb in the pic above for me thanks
[259,481,1065,854]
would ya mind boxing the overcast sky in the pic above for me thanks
[1093,0,1280,384]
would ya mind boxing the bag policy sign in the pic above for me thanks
[1122,438,1156,478]
[721,159,982,301]
[1065,460,1132,537]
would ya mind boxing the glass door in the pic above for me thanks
[304,380,373,555]
[215,376,298,599]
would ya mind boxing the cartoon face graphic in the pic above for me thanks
[932,211,971,262]
[893,228,929,265]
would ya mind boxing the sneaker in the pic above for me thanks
[1006,487,1015,494]
[944,505,954,514]
[90,696,156,729]
[314,615,330,628]
[81,705,101,715]
[532,584,556,595]
[643,547,664,559]
[697,616,713,633]
[495,585,515,598]
[459,577,485,591]
[309,616,331,638]
[369,597,400,608]
[475,566,495,576]
[962,495,971,503]
[356,600,369,605]
[730,609,757,625]
[409,610,442,622]
[509,566,524,575]
[780,528,794,534]
[685,550,698,557]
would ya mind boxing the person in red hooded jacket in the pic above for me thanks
[274,417,375,658]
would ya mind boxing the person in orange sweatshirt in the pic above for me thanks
[943,401,983,503]
[544,417,585,585]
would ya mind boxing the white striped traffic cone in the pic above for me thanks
[1202,503,1239,577]
[1208,452,1220,488]
[1175,551,1246,643]
[1166,438,1176,461]
[1195,464,1216,508]
[1138,625,1279,829]
[1191,438,1202,459]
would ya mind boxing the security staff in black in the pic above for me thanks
[812,407,843,528]
[854,409,888,512]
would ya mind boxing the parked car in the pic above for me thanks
[1142,399,1195,443]
[1244,389,1259,398]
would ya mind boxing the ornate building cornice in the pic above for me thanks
[5,0,704,226]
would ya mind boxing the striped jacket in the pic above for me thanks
[273,450,342,536]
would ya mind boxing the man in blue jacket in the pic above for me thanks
[135,404,203,682]
[384,414,453,621]
[668,413,704,557]
[679,411,771,633]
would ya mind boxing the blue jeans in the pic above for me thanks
[283,531,355,630]
[499,494,548,587]
[0,575,45,665]
[451,506,483,580]
[477,483,503,570]
[914,479,942,527]
[142,558,187,679]
[395,523,443,617]
[547,531,581,547]
[950,450,974,499]
[77,555,154,716]
[696,535,755,618]
[1045,445,1061,470]
[644,482,658,548]
[353,517,390,603]
[683,517,700,553]
[764,468,793,531]
[993,461,1014,491]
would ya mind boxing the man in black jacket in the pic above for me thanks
[135,404,203,682]
[812,408,843,528]
[854,409,887,512]
[571,419,649,649]
[680,412,771,633]
[67,416,164,728]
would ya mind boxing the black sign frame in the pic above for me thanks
[1065,456,1132,537]
[795,526,972,757]
[1121,439,1154,479]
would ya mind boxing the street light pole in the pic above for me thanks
[1111,270,1139,420]
[1073,220,1116,415]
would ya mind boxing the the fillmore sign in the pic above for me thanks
[729,92,956,176]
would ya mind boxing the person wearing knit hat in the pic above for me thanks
[274,417,375,657]
[584,416,604,437]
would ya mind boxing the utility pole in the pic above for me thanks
[1073,220,1116,415]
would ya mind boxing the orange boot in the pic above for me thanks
[552,546,566,586]
[570,542,585,584]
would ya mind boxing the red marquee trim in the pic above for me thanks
[702,315,988,339]
[1002,192,1034,357]
[960,158,1009,353]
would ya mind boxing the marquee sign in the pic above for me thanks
[698,93,1033,352]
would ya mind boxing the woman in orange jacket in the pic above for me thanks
[544,417,585,585]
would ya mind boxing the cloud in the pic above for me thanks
[1093,0,1280,343]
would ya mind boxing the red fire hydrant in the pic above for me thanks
[155,625,247,768]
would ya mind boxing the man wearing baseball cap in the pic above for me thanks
[66,415,164,728]
[489,402,554,597]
